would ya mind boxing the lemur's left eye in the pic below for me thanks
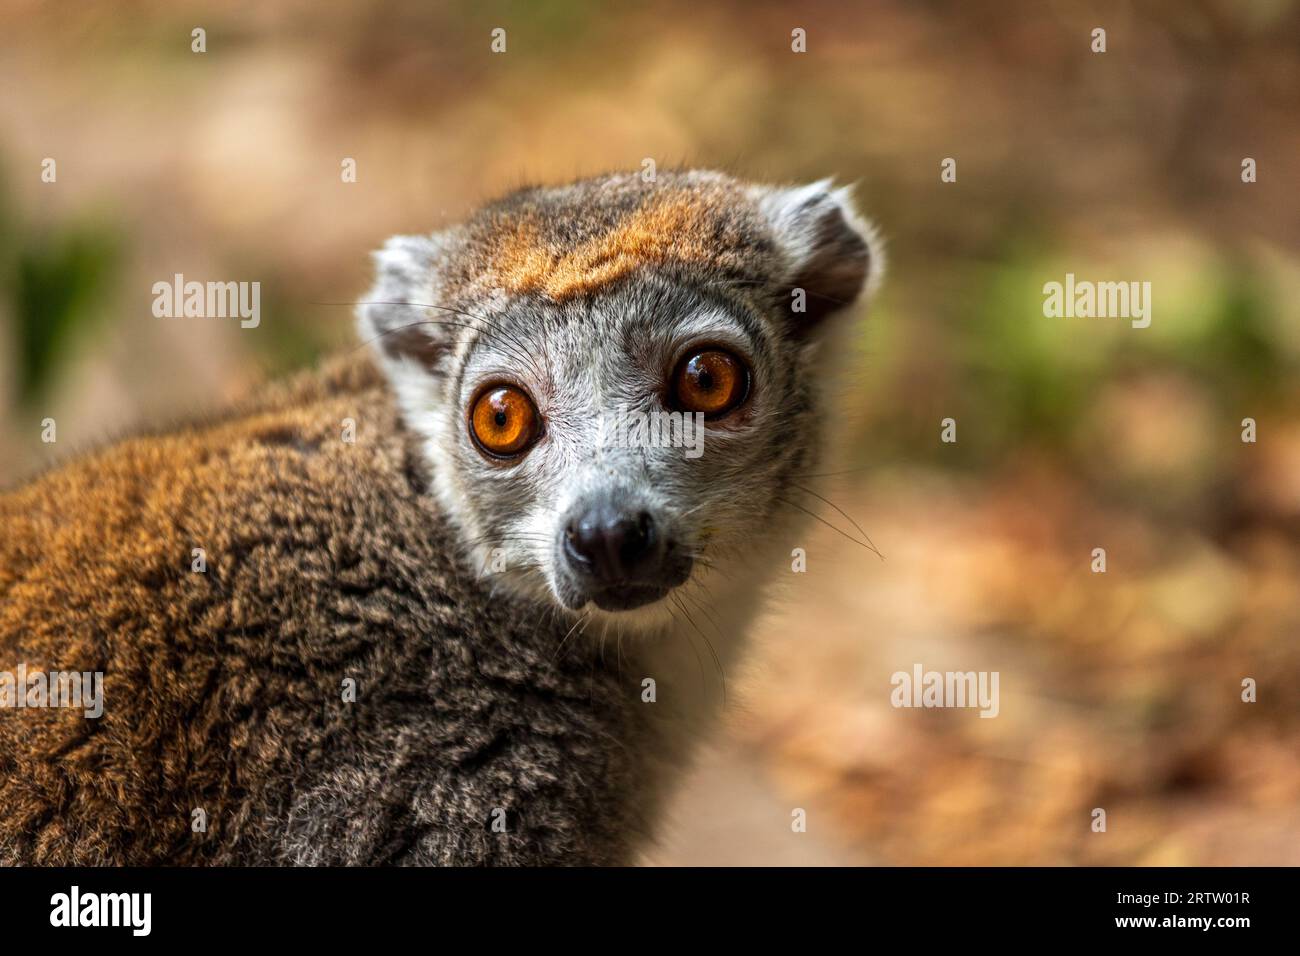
[670,349,749,419]
[469,385,541,459]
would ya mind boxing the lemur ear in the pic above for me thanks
[758,180,882,333]
[357,233,452,371]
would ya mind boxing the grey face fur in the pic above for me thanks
[358,170,883,628]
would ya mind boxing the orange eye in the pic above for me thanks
[671,349,749,418]
[469,385,541,458]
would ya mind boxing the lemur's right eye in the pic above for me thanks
[469,385,541,459]
[670,348,749,419]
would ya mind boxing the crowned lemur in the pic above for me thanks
[0,170,883,864]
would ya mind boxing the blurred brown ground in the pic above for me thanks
[1,0,1298,864]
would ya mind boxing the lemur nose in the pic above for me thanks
[563,504,657,584]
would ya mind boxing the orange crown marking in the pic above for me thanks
[491,196,722,301]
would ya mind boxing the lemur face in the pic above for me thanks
[360,170,881,623]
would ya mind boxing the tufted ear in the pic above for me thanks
[356,233,456,372]
[757,180,883,333]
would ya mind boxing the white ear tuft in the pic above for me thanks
[757,180,884,329]
[357,234,449,368]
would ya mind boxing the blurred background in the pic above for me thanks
[1,0,1298,864]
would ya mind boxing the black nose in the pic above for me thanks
[563,504,657,584]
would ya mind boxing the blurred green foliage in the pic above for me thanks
[855,239,1292,472]
[0,175,119,406]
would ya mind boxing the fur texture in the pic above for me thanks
[0,169,881,865]
[0,358,678,864]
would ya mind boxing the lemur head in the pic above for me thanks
[359,170,882,625]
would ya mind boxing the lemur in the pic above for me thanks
[0,169,882,865]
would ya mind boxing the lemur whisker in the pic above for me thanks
[552,610,591,662]
[616,621,625,680]
[704,276,860,309]
[682,549,736,582]
[773,495,883,559]
[347,297,524,354]
[688,609,729,702]
[676,501,711,519]
[326,304,525,364]
[341,301,544,376]
[788,481,884,560]
[460,533,553,547]
[383,300,545,371]
[789,465,876,479]
[672,593,725,704]
[664,601,708,696]
[598,619,611,671]
[685,582,727,637]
